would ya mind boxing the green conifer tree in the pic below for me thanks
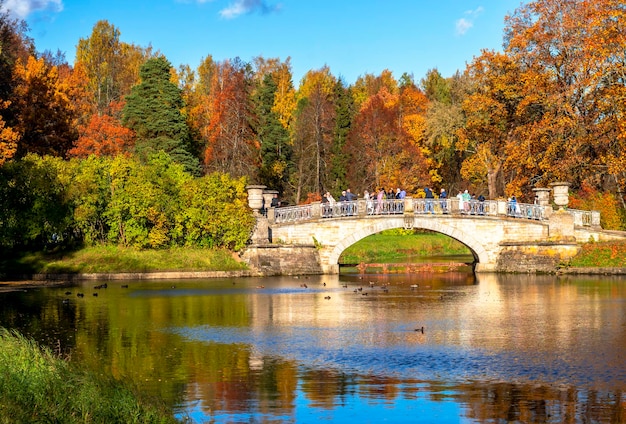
[329,79,353,193]
[254,73,292,193]
[122,56,199,174]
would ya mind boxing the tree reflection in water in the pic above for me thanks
[0,273,624,423]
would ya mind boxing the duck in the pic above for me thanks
[76,293,84,298]
[415,326,424,333]
[324,296,331,300]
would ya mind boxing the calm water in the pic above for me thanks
[0,271,625,423]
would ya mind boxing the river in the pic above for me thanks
[0,271,624,423]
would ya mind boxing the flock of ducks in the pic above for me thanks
[60,278,428,333]
[62,282,128,301]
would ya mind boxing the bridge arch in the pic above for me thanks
[326,218,488,267]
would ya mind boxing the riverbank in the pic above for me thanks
[2,236,626,288]
[0,329,179,423]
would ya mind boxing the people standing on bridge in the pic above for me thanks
[457,190,464,213]
[509,195,520,217]
[377,188,385,214]
[271,193,280,208]
[424,187,435,214]
[322,192,330,217]
[477,193,486,215]
[346,189,357,215]
[462,190,471,213]
[364,190,374,214]
[440,188,448,214]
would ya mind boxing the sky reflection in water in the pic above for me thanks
[1,272,625,423]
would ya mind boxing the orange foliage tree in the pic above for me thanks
[204,59,260,179]
[345,83,429,195]
[69,106,135,157]
[13,56,78,157]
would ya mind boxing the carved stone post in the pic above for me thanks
[532,187,553,218]
[263,189,279,224]
[550,182,571,210]
[246,185,269,244]
[548,182,574,241]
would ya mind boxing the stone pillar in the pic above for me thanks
[548,182,574,241]
[532,188,552,206]
[532,187,553,218]
[262,190,279,210]
[549,182,571,210]
[357,199,367,217]
[405,196,414,213]
[262,189,279,224]
[246,185,269,244]
[246,185,267,212]
[497,199,508,216]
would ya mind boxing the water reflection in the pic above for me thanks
[0,273,625,423]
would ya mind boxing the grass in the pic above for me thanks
[339,229,471,264]
[568,240,626,268]
[1,245,248,275]
[0,328,180,424]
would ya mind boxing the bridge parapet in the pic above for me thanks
[270,198,600,228]
[272,197,551,224]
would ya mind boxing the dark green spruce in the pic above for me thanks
[122,56,200,175]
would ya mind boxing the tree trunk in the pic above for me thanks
[487,162,502,199]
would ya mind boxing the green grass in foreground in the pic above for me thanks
[0,328,179,424]
[2,245,248,274]
[568,240,626,267]
[339,229,471,264]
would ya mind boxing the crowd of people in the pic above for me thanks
[265,186,534,219]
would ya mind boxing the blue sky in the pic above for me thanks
[10,0,525,86]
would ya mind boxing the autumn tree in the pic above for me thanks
[398,80,431,190]
[0,7,32,164]
[345,82,428,195]
[495,0,626,200]
[292,67,337,202]
[13,56,78,157]
[422,70,467,192]
[248,57,296,194]
[76,20,152,114]
[203,58,259,179]
[122,56,199,174]
[69,104,135,157]
[458,51,524,199]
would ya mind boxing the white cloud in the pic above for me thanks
[455,6,484,36]
[219,0,281,19]
[1,0,63,19]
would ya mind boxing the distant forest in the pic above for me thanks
[0,0,625,249]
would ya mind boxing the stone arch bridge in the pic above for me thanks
[243,185,624,274]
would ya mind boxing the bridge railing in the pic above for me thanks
[321,201,359,218]
[274,204,314,223]
[270,198,602,225]
[413,198,499,216]
[567,209,600,227]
